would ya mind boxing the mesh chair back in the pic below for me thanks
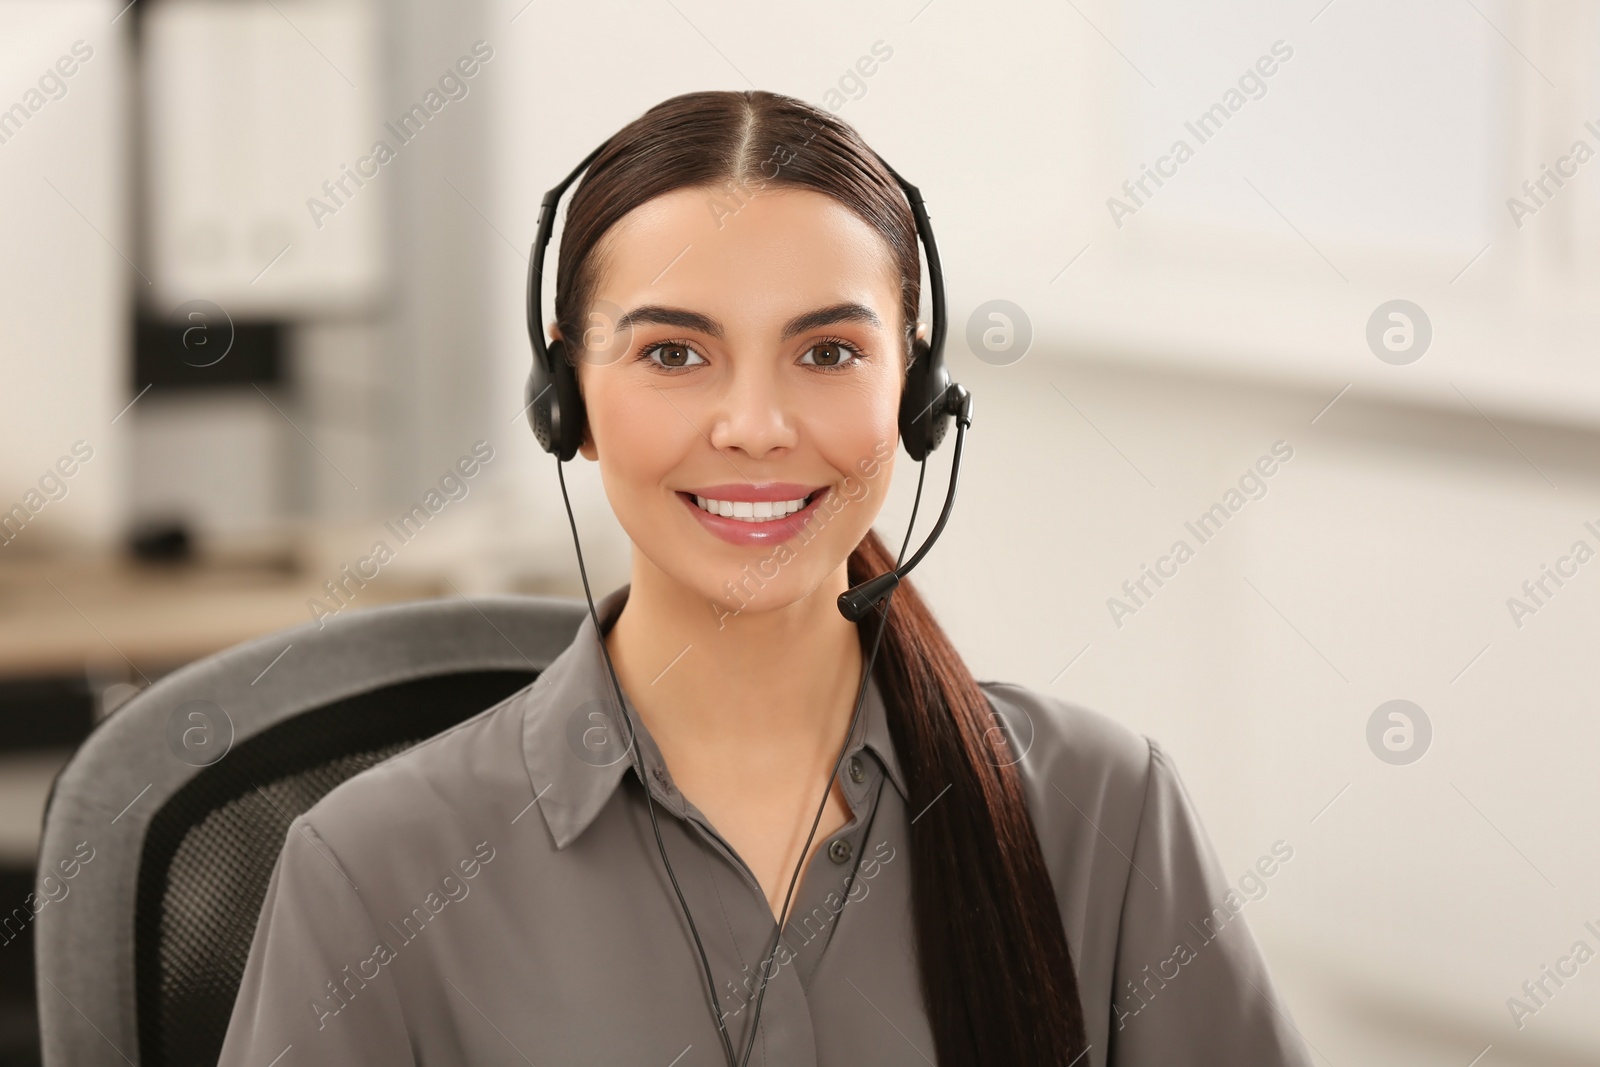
[32,594,588,1067]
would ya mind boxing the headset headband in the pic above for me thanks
[525,139,946,376]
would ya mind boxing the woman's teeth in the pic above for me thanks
[692,493,813,522]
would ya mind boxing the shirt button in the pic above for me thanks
[828,839,853,864]
[847,756,865,784]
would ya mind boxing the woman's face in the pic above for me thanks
[570,183,907,617]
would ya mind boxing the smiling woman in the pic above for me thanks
[218,90,1313,1067]
[561,183,908,600]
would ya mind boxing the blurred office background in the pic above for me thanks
[2,0,1598,1062]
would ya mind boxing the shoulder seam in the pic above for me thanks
[294,814,382,923]
[289,815,417,1050]
[1111,732,1159,950]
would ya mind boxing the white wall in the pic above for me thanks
[0,0,127,552]
[919,354,1600,1065]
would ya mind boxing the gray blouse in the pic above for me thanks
[218,583,1314,1066]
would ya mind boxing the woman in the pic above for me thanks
[219,90,1312,1067]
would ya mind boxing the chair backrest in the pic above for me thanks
[32,593,588,1067]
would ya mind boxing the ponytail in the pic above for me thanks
[850,528,1089,1064]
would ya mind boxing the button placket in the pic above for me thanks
[662,816,818,1067]
[784,772,886,991]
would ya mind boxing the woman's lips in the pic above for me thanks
[677,488,829,546]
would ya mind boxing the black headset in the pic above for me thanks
[525,128,972,1067]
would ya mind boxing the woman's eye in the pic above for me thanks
[801,341,860,369]
[644,342,706,369]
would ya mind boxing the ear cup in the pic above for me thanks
[527,339,588,461]
[525,358,554,454]
[898,338,952,462]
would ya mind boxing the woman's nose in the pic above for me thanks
[706,363,797,458]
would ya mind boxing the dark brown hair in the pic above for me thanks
[554,90,1088,1065]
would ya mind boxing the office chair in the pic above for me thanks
[31,593,589,1066]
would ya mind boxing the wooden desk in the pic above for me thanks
[0,551,446,680]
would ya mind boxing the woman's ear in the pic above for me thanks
[905,320,929,379]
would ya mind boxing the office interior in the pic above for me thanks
[2,0,1598,1063]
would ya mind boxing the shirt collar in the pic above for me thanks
[521,582,908,850]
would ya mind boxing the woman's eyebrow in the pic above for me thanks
[613,305,720,337]
[781,302,882,340]
[613,302,883,341]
